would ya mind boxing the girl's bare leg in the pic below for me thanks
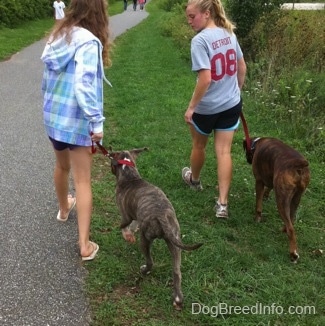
[53,148,76,219]
[189,124,209,181]
[214,130,235,204]
[70,146,96,258]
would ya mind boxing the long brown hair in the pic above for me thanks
[51,0,111,67]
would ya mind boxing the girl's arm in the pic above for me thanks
[185,69,211,124]
[74,41,105,134]
[237,57,246,90]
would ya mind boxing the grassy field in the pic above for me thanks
[87,2,324,325]
[0,2,122,61]
[1,1,324,325]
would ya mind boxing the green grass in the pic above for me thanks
[87,2,325,325]
[0,1,124,61]
[0,18,54,60]
[2,0,324,325]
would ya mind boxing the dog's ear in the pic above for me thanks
[107,150,120,175]
[130,147,149,159]
[243,139,247,152]
[246,152,253,165]
[108,152,118,161]
[243,138,253,164]
[107,147,120,161]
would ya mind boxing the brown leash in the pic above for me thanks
[240,111,251,155]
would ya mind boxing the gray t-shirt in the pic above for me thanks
[191,27,243,114]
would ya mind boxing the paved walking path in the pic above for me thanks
[0,4,148,325]
[281,2,325,10]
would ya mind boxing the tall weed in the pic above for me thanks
[245,64,325,159]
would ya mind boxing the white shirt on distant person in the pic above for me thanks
[53,0,66,20]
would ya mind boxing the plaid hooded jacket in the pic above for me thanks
[41,27,108,146]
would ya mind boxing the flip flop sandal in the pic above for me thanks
[57,195,76,222]
[82,242,99,261]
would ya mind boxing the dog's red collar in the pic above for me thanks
[117,159,135,167]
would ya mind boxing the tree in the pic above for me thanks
[226,0,285,40]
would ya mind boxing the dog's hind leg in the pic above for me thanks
[255,180,265,222]
[139,233,154,275]
[166,240,183,310]
[120,218,138,243]
[275,193,299,263]
[289,191,304,224]
[122,227,136,243]
[263,186,272,200]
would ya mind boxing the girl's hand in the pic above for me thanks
[91,132,103,143]
[184,107,195,124]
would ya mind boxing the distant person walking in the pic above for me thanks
[53,0,66,21]
[41,0,111,260]
[139,0,145,10]
[123,0,128,11]
[182,0,246,219]
[133,0,137,11]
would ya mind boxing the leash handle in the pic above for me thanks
[90,132,109,156]
[240,111,251,154]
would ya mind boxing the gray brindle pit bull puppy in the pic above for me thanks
[243,137,310,263]
[108,147,203,310]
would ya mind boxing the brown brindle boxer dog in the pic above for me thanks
[108,147,203,310]
[243,137,310,263]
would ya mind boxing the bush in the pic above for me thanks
[225,0,285,40]
[0,0,66,28]
[224,0,288,56]
[159,0,185,12]
[159,2,194,61]
[249,10,325,72]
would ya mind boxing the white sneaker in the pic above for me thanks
[182,167,203,191]
[215,200,228,219]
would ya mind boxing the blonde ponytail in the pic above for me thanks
[212,0,235,33]
[187,0,236,34]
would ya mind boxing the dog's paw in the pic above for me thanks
[122,228,136,243]
[255,214,262,222]
[140,265,151,275]
[173,301,183,311]
[173,295,183,311]
[290,251,299,263]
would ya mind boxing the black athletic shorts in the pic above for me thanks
[49,137,79,151]
[192,99,242,135]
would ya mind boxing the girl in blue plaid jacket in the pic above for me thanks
[41,0,111,261]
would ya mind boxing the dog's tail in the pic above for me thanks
[172,239,203,251]
[163,226,203,251]
[291,158,309,169]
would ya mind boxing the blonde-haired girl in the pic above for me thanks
[182,0,246,219]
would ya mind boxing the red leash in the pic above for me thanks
[90,132,109,156]
[240,111,251,155]
[91,140,110,156]
[90,132,135,167]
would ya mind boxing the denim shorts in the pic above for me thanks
[49,137,80,151]
[192,100,242,135]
